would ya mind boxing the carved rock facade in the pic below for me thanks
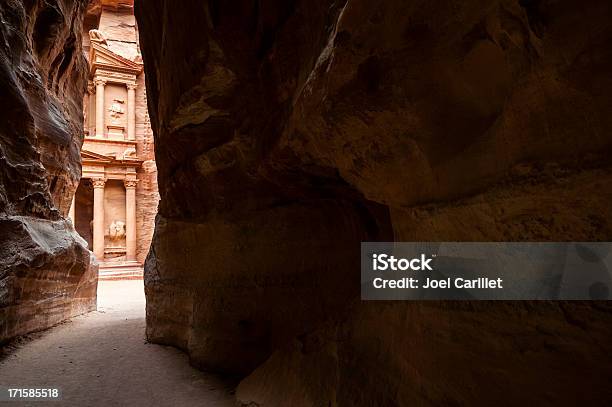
[0,0,97,342]
[135,0,612,405]
[75,2,159,279]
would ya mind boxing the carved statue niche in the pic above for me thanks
[109,220,126,241]
[108,99,125,124]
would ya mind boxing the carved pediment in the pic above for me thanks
[89,40,142,77]
[81,148,143,168]
[82,149,114,163]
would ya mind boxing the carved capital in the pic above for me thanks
[126,83,138,91]
[87,82,95,94]
[124,180,138,188]
[91,178,106,188]
[94,78,107,87]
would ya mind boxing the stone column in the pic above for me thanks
[87,83,95,136]
[126,83,137,141]
[92,177,106,260]
[124,180,137,261]
[69,195,75,223]
[94,78,106,138]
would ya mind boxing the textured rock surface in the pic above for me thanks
[136,0,612,405]
[0,0,97,342]
[135,81,159,265]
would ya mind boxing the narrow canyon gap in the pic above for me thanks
[134,0,612,405]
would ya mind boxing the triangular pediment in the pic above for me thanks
[81,148,143,167]
[90,41,143,75]
[81,149,115,162]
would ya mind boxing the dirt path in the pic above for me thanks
[0,280,235,406]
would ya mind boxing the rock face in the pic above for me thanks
[135,0,612,405]
[0,0,97,343]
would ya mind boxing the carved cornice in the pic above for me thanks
[83,136,137,146]
[95,70,137,84]
[92,178,106,188]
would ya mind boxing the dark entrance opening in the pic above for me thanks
[74,179,94,249]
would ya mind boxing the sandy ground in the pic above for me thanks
[0,280,236,406]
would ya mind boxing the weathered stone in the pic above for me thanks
[0,0,96,343]
[135,0,612,405]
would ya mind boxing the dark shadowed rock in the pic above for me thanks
[135,0,612,405]
[0,0,97,343]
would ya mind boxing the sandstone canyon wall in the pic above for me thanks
[0,0,97,343]
[135,0,612,405]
